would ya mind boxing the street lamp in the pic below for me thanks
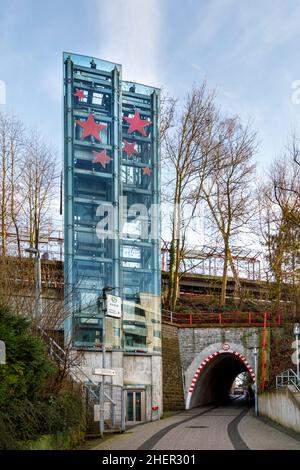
[253,347,259,416]
[25,246,42,323]
[293,323,300,381]
[249,345,259,416]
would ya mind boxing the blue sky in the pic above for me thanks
[1,0,300,172]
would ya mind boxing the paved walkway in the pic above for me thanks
[92,398,300,451]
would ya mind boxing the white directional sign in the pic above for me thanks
[93,368,116,376]
[106,294,122,318]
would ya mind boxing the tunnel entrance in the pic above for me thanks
[187,351,255,408]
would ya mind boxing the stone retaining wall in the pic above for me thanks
[258,387,300,434]
[162,323,185,411]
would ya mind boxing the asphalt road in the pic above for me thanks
[92,397,300,451]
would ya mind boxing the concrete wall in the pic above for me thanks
[79,351,124,386]
[258,387,300,433]
[78,350,162,423]
[124,354,162,420]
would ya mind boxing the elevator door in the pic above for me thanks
[126,390,145,423]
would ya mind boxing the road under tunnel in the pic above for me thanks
[188,352,255,408]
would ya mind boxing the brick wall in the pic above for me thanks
[162,323,185,411]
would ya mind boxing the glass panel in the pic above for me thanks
[135,392,142,421]
[122,294,161,353]
[122,80,159,95]
[127,392,134,421]
[64,51,120,73]
[74,175,112,200]
[74,117,111,146]
[73,89,112,115]
[75,260,112,287]
[75,290,99,313]
[74,148,112,173]
[105,316,122,350]
[74,230,110,257]
[122,245,153,269]
[122,141,151,165]
[124,334,146,352]
[73,315,103,348]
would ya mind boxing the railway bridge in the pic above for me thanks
[161,311,278,411]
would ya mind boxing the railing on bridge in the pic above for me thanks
[276,369,300,392]
[162,310,277,327]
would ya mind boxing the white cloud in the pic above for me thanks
[97,0,162,87]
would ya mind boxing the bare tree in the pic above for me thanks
[272,136,300,229]
[162,84,217,310]
[160,89,177,142]
[198,117,257,307]
[0,113,59,258]
[0,113,25,256]
[20,132,59,250]
[258,138,300,312]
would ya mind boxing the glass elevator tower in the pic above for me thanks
[63,53,161,354]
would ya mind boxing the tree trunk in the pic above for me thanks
[228,250,242,304]
[220,243,229,307]
[171,236,181,311]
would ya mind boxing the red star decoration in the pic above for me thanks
[76,114,107,141]
[123,111,151,136]
[143,167,152,175]
[123,140,138,158]
[74,89,85,99]
[92,150,112,168]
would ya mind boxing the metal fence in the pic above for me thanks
[39,327,126,435]
[275,369,300,392]
[85,383,125,435]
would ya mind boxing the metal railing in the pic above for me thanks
[38,327,121,431]
[162,310,274,327]
[276,369,300,392]
[38,327,97,398]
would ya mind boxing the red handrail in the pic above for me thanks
[161,310,275,327]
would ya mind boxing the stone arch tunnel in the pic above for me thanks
[186,350,255,408]
[161,325,264,411]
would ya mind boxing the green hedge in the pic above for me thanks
[0,307,85,450]
[22,427,85,450]
[0,307,55,406]
[0,392,85,450]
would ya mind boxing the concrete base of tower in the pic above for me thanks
[73,350,162,426]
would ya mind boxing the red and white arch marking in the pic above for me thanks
[186,350,256,409]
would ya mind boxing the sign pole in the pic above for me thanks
[99,289,107,437]
[253,347,258,416]
[98,286,122,437]
[99,381,104,438]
